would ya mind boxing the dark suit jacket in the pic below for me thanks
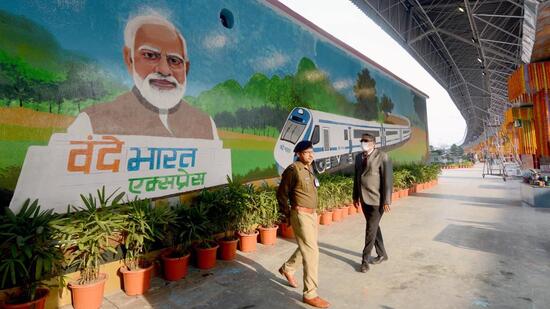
[352,149,393,206]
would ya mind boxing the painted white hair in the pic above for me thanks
[124,10,187,56]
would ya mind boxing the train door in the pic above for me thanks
[323,128,330,151]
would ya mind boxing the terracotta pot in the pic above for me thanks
[195,244,219,270]
[356,204,363,213]
[332,208,343,222]
[348,205,356,215]
[392,191,399,201]
[161,251,190,281]
[320,211,333,225]
[280,223,295,238]
[408,186,416,194]
[120,263,154,296]
[341,206,349,218]
[69,273,107,309]
[218,238,239,261]
[238,231,259,252]
[317,213,321,224]
[259,226,278,246]
[401,189,409,198]
[3,288,49,309]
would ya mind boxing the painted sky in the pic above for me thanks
[0,0,424,119]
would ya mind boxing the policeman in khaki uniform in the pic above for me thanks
[277,140,330,308]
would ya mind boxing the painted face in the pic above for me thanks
[297,148,315,165]
[126,24,188,110]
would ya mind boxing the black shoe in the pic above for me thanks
[359,263,370,273]
[370,255,388,265]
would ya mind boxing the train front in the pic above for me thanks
[273,107,312,175]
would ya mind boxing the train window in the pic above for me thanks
[311,125,320,144]
[353,129,380,138]
[403,130,410,134]
[344,129,348,140]
[280,121,306,144]
[386,131,398,136]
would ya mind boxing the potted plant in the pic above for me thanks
[236,184,260,252]
[0,199,64,309]
[161,203,192,281]
[187,201,218,269]
[318,184,333,225]
[207,178,245,260]
[52,187,125,309]
[256,185,280,246]
[336,180,350,219]
[119,198,156,296]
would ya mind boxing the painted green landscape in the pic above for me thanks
[0,5,429,206]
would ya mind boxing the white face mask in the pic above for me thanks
[361,142,374,152]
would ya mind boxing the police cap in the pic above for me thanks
[293,140,313,153]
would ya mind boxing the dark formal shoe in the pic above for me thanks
[303,296,330,308]
[359,263,370,273]
[278,267,298,288]
[370,255,389,265]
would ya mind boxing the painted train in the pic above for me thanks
[274,107,411,174]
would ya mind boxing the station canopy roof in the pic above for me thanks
[350,0,541,145]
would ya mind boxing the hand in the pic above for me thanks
[354,200,361,209]
[383,204,391,213]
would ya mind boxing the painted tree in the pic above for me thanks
[353,68,379,120]
[379,94,394,115]
[412,91,427,128]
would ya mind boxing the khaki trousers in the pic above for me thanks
[282,209,319,298]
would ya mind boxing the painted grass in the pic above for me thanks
[219,129,277,177]
[388,127,428,163]
[230,149,276,177]
[0,106,74,128]
[0,140,45,168]
[0,123,64,141]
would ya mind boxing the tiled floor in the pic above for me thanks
[64,165,550,308]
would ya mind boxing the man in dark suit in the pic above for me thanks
[353,133,393,273]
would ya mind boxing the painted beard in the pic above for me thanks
[133,71,186,110]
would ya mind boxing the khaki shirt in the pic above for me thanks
[277,161,318,213]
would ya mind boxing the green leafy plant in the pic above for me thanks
[236,184,260,234]
[205,177,248,240]
[0,199,64,303]
[174,201,215,251]
[51,187,126,285]
[255,185,280,228]
[120,198,154,271]
[121,198,176,270]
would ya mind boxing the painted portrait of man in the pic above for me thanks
[67,12,219,139]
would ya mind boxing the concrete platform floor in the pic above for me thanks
[86,165,550,308]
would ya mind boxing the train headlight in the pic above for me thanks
[297,108,304,115]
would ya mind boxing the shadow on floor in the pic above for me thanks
[318,242,362,271]
[433,224,550,262]
[413,192,520,208]
[138,253,307,308]
[477,184,510,190]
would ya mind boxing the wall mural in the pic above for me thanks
[0,0,429,212]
